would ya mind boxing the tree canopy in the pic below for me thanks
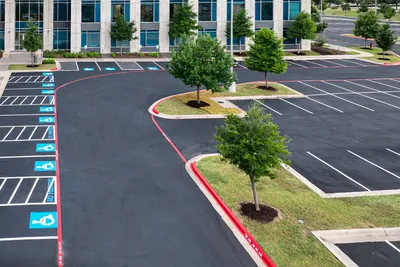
[354,10,380,47]
[226,8,253,53]
[109,15,138,55]
[168,4,198,46]
[288,11,317,54]
[23,21,42,66]
[375,24,397,58]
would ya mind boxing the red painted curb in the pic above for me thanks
[51,67,58,71]
[384,62,400,65]
[340,34,374,41]
[190,162,277,267]
[152,101,160,114]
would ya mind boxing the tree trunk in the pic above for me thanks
[297,42,301,54]
[365,38,367,48]
[120,42,123,56]
[264,72,268,89]
[250,175,260,211]
[382,50,385,59]
[31,52,33,66]
[239,38,242,54]
[196,86,200,105]
[174,38,177,47]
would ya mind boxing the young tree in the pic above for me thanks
[169,4,198,46]
[357,0,369,12]
[226,8,253,53]
[376,24,397,59]
[317,21,329,33]
[288,11,317,54]
[341,3,351,14]
[23,21,42,66]
[109,15,138,55]
[311,5,321,22]
[168,35,235,105]
[383,6,396,20]
[245,28,287,88]
[216,103,291,211]
[354,10,380,47]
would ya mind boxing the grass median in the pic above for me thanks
[156,82,298,115]
[350,47,400,63]
[197,155,400,267]
[8,64,56,70]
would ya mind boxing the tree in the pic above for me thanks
[341,3,351,14]
[109,15,138,55]
[288,11,317,54]
[311,5,321,22]
[383,5,396,20]
[331,5,339,14]
[23,21,42,66]
[226,8,253,53]
[316,21,329,33]
[376,24,397,58]
[354,10,380,47]
[358,0,369,12]
[216,103,291,211]
[168,35,235,105]
[168,4,198,46]
[244,28,287,89]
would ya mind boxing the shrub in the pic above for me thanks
[42,58,55,64]
[86,51,100,58]
[314,35,327,47]
[138,52,145,57]
[111,52,117,58]
[148,52,160,57]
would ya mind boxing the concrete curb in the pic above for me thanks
[185,154,275,267]
[0,71,11,97]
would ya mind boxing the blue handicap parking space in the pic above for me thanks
[46,178,55,203]
[42,72,53,76]
[147,66,158,71]
[83,68,94,71]
[29,212,57,229]
[97,61,120,71]
[105,67,116,71]
[42,83,54,88]
[40,106,54,112]
[34,161,56,172]
[36,143,56,152]
[41,90,54,94]
[38,117,54,123]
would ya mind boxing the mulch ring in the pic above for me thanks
[186,100,211,108]
[240,202,280,223]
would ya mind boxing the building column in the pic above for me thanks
[301,0,311,50]
[273,0,283,37]
[130,0,140,52]
[216,0,227,47]
[43,0,54,51]
[101,0,112,53]
[189,0,198,35]
[158,0,169,52]
[70,0,82,52]
[5,0,15,53]
[245,0,255,49]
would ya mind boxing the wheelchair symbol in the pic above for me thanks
[32,213,55,227]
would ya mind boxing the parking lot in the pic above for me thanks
[58,58,377,72]
[0,72,57,266]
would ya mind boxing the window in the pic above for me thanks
[227,36,244,46]
[111,38,130,47]
[141,0,159,22]
[199,29,216,38]
[170,0,187,19]
[283,28,299,44]
[112,0,130,21]
[0,1,4,22]
[15,0,43,22]
[283,0,300,20]
[54,0,70,21]
[227,0,244,21]
[81,30,100,47]
[53,29,70,49]
[198,0,216,21]
[0,30,4,50]
[82,0,100,23]
[140,29,159,46]
[255,0,272,21]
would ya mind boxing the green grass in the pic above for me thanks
[197,156,400,267]
[156,83,299,115]
[284,50,321,56]
[350,46,400,63]
[324,7,400,21]
[8,64,56,70]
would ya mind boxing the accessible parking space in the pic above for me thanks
[0,95,54,106]
[136,61,164,71]
[8,75,54,84]
[115,61,143,70]
[59,61,79,71]
[96,61,121,71]
[77,61,101,72]
[336,241,400,267]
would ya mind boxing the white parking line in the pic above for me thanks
[238,63,248,69]
[0,113,50,117]
[19,96,28,105]
[306,60,327,67]
[94,61,101,70]
[41,76,47,82]
[307,151,371,191]
[49,76,54,82]
[75,61,79,71]
[0,155,55,159]
[323,60,347,67]
[386,148,400,156]
[42,126,50,139]
[0,236,58,242]
[15,77,23,83]
[303,82,375,111]
[348,150,400,180]
[25,177,39,203]
[40,96,47,105]
[43,177,55,203]
[34,76,40,82]
[280,98,313,114]
[8,77,15,82]
[386,240,400,253]
[30,96,38,104]
[368,80,400,91]
[347,81,400,99]
[288,61,308,68]
[28,126,38,140]
[0,178,6,193]
[324,81,400,110]
[15,126,26,140]
[254,99,283,115]
[1,96,10,105]
[10,96,19,105]
[7,178,23,204]
[2,127,14,141]
[25,76,32,82]
[135,61,144,70]
[153,61,164,70]
[114,61,123,70]
[306,97,344,113]
[339,59,365,66]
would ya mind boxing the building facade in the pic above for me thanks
[0,0,311,54]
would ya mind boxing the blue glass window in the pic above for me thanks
[0,30,4,50]
[82,0,100,22]
[53,29,70,50]
[283,0,300,20]
[199,29,216,38]
[140,30,159,47]
[283,28,299,44]
[227,0,244,21]
[255,0,272,21]
[0,1,5,22]
[170,0,188,19]
[141,0,159,22]
[226,36,245,46]
[112,1,130,21]
[54,0,70,21]
[198,0,216,21]
[81,30,100,47]
[111,38,130,47]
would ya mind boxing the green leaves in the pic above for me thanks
[169,4,198,42]
[225,8,253,40]
[354,10,379,41]
[23,21,42,53]
[168,35,235,94]
[288,11,317,41]
[216,102,291,181]
[376,24,397,56]
[109,15,138,43]
[244,28,287,75]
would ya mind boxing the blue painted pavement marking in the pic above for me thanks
[46,178,55,203]
[83,68,94,71]
[105,67,116,71]
[49,96,54,104]
[146,66,158,71]
[34,161,56,172]
[36,143,56,152]
[42,83,54,88]
[29,212,57,229]
[41,90,54,94]
[40,106,54,112]
[38,117,54,123]
[48,126,54,139]
[42,72,53,76]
